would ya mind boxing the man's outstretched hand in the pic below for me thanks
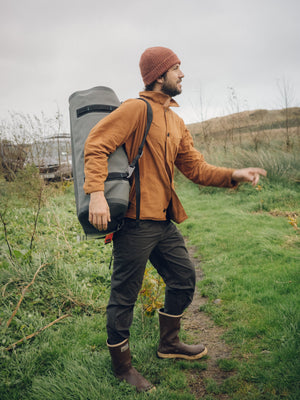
[232,168,267,187]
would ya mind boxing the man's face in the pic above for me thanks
[161,64,184,97]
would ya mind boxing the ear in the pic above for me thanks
[156,75,165,85]
[151,77,164,92]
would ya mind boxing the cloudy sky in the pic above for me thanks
[1,0,299,131]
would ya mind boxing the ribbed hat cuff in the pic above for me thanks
[143,53,180,85]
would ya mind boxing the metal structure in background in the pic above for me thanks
[1,134,73,181]
[26,134,73,180]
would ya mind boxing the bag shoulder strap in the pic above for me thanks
[127,98,153,177]
[131,98,153,223]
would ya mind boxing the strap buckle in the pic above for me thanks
[127,165,135,178]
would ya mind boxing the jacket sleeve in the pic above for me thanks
[83,99,146,194]
[175,125,236,188]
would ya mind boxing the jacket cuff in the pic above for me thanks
[83,182,105,195]
[229,170,239,189]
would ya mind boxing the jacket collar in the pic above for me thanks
[139,91,179,109]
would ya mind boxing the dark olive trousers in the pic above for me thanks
[106,219,196,345]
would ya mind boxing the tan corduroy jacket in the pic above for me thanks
[84,91,236,224]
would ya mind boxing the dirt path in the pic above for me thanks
[181,247,234,399]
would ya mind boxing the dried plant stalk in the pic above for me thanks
[5,314,71,351]
[6,263,47,328]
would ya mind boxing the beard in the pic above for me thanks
[161,78,182,97]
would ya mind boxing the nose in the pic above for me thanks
[178,68,184,78]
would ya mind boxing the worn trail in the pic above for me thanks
[181,248,234,399]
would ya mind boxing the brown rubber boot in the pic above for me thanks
[157,309,208,360]
[107,339,155,392]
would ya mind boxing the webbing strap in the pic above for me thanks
[135,162,141,222]
[134,98,153,224]
[106,172,128,181]
[129,99,153,171]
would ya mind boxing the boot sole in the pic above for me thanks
[146,386,156,393]
[115,373,156,393]
[157,347,208,360]
[135,384,156,393]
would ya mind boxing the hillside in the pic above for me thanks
[187,107,300,139]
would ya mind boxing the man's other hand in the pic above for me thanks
[89,191,111,231]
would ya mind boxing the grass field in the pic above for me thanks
[178,177,300,399]
[0,137,299,399]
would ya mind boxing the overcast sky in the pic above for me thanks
[1,0,299,131]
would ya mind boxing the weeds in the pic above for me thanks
[288,214,299,231]
[1,110,299,399]
[139,265,165,316]
[178,176,300,399]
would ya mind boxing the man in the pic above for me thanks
[84,46,266,392]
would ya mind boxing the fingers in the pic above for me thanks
[89,208,111,231]
[250,168,267,186]
[89,212,109,231]
[89,213,110,231]
[88,192,111,231]
[232,168,267,186]
[252,168,267,177]
[251,173,260,187]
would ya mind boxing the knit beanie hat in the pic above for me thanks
[139,46,181,86]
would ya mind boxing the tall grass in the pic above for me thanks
[0,169,198,400]
[201,146,300,184]
[1,124,299,399]
[191,120,300,185]
[178,175,300,399]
